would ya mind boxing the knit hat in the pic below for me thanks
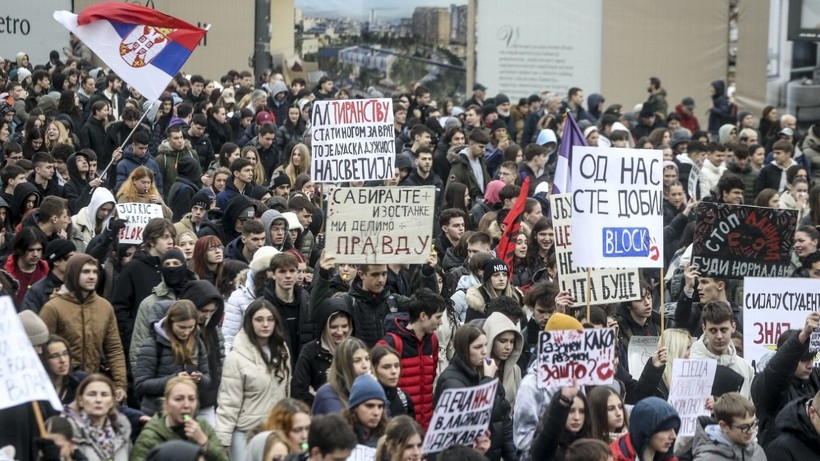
[271,171,291,188]
[348,374,386,409]
[239,206,256,219]
[663,160,678,171]
[681,97,696,109]
[494,93,510,105]
[545,313,584,332]
[249,246,279,274]
[484,180,504,206]
[482,258,508,283]
[44,239,76,267]
[281,211,303,232]
[190,190,211,210]
[490,119,507,133]
[670,129,691,149]
[394,153,412,172]
[18,311,49,346]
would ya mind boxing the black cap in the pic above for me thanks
[45,239,76,266]
[682,97,696,108]
[473,83,487,92]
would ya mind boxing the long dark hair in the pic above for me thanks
[453,324,485,376]
[443,182,470,217]
[242,299,289,380]
[526,218,554,269]
[587,387,628,442]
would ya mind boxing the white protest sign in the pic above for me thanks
[347,444,376,461]
[325,186,435,264]
[116,203,164,244]
[551,194,641,307]
[423,378,498,454]
[811,330,820,354]
[688,163,701,200]
[628,336,660,377]
[743,277,820,366]
[537,328,616,388]
[310,98,395,183]
[570,146,664,268]
[0,297,63,411]
[667,359,717,437]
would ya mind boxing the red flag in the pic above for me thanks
[496,177,530,278]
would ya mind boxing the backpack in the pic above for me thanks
[382,311,439,359]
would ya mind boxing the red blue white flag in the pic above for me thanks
[54,3,207,101]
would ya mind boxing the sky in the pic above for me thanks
[295,0,466,21]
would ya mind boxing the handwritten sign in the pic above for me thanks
[116,203,164,244]
[667,359,717,437]
[347,445,376,461]
[692,202,797,279]
[688,163,701,200]
[325,186,435,264]
[810,330,820,354]
[423,378,498,454]
[743,277,820,366]
[311,98,395,182]
[570,147,664,268]
[536,328,616,388]
[551,194,641,307]
[628,336,660,377]
[0,297,63,411]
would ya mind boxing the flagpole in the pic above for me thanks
[585,269,591,323]
[98,100,158,181]
[660,267,665,332]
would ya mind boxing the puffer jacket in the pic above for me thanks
[155,139,198,198]
[611,397,680,461]
[766,397,820,461]
[692,418,767,461]
[262,280,312,368]
[222,270,257,354]
[65,409,131,461]
[450,273,481,322]
[698,158,725,200]
[129,282,177,366]
[111,250,163,354]
[483,312,524,407]
[40,288,127,390]
[215,329,291,446]
[378,315,438,430]
[133,319,211,415]
[131,414,227,461]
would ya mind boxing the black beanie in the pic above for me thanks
[482,258,508,283]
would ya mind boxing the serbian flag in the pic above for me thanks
[54,4,207,101]
[552,110,587,194]
[495,177,530,279]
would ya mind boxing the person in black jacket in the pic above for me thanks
[292,297,354,406]
[434,324,518,461]
[167,156,201,221]
[63,150,101,216]
[197,194,255,245]
[79,100,109,164]
[530,387,590,461]
[21,239,75,313]
[263,252,312,369]
[765,391,820,460]
[370,344,416,421]
[752,312,820,447]
[29,152,64,198]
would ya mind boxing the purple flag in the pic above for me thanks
[552,111,588,194]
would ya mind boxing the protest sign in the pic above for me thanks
[423,378,498,453]
[116,203,164,244]
[325,186,436,264]
[570,147,664,268]
[0,297,63,411]
[551,194,641,307]
[743,277,820,366]
[688,163,701,200]
[628,336,660,377]
[310,98,395,183]
[536,328,616,388]
[692,202,797,279]
[347,445,377,461]
[667,359,717,437]
[811,330,820,354]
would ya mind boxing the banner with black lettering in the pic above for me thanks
[570,147,664,268]
[537,328,616,389]
[667,359,717,437]
[692,202,797,279]
[742,277,820,366]
[311,98,395,183]
[116,203,164,244]
[422,378,498,454]
[325,186,435,264]
[551,194,641,307]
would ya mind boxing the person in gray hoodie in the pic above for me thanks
[260,208,293,251]
[692,392,766,461]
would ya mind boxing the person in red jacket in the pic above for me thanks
[675,97,700,134]
[378,288,445,430]
[611,397,681,461]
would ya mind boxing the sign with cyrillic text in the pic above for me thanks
[742,277,820,366]
[570,147,664,268]
[325,186,435,264]
[0,296,63,411]
[423,378,498,454]
[628,336,660,377]
[692,203,797,279]
[116,203,164,244]
[347,445,377,461]
[537,328,616,388]
[667,359,716,437]
[551,194,641,307]
[311,98,395,182]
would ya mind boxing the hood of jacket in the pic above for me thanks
[271,80,289,98]
[692,422,762,460]
[691,335,743,367]
[442,247,464,271]
[63,253,97,296]
[313,296,354,330]
[718,124,736,144]
[260,209,289,246]
[447,145,469,164]
[176,155,201,183]
[65,153,86,185]
[456,273,481,291]
[535,128,557,147]
[152,317,171,344]
[629,397,681,460]
[84,186,116,234]
[711,80,726,99]
[482,312,523,401]
[180,279,224,330]
[12,181,41,221]
[587,93,605,113]
[221,193,253,231]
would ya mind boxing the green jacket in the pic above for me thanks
[446,147,490,201]
[130,414,228,461]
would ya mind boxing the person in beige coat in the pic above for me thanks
[216,298,291,461]
[483,310,524,407]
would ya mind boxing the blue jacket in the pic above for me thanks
[115,145,163,195]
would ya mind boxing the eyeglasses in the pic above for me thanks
[207,246,224,252]
[47,350,70,360]
[731,419,758,434]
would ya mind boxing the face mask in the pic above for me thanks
[162,263,188,293]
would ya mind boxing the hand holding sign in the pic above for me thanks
[800,312,820,350]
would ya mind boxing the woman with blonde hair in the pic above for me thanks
[261,398,311,451]
[242,145,267,186]
[245,430,292,461]
[64,374,132,461]
[375,415,424,461]
[217,87,237,116]
[175,230,197,265]
[116,165,172,219]
[45,120,75,151]
[658,328,692,399]
[276,142,311,187]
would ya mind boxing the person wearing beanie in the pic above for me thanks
[19,310,50,350]
[611,397,681,461]
[222,246,278,354]
[175,189,212,237]
[21,239,76,314]
[269,171,292,198]
[344,374,388,448]
[465,258,522,322]
[40,254,128,398]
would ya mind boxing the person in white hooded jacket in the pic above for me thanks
[698,143,727,200]
[69,186,116,252]
[222,246,278,354]
[483,311,524,407]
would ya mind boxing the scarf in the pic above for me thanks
[79,410,118,459]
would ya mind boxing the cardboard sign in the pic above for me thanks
[116,203,164,244]
[743,277,820,366]
[536,328,616,388]
[570,147,664,268]
[692,202,797,279]
[325,186,435,264]
[347,445,376,461]
[0,297,63,411]
[423,378,498,454]
[310,98,395,183]
[551,194,641,307]
[628,336,660,377]
[667,359,717,437]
